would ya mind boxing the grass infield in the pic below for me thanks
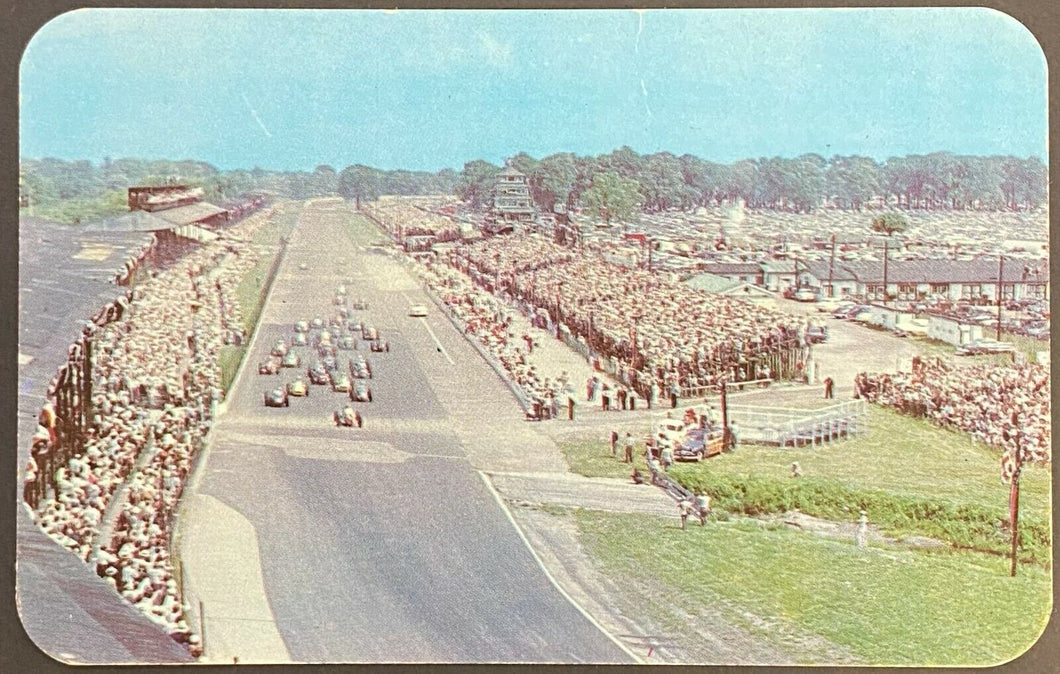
[573,509,1051,666]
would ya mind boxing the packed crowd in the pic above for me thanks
[26,208,271,654]
[363,198,463,243]
[418,262,576,416]
[854,357,1051,465]
[444,233,805,399]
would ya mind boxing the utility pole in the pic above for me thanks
[882,238,890,305]
[827,232,837,298]
[996,254,1005,341]
[793,253,800,290]
[1009,417,1023,577]
[720,380,730,450]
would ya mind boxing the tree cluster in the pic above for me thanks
[456,148,1048,217]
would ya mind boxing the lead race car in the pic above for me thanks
[333,405,363,428]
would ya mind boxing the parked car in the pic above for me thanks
[794,288,818,302]
[335,284,348,296]
[294,320,310,334]
[350,298,369,310]
[832,304,866,320]
[805,325,828,344]
[338,335,357,351]
[408,304,428,317]
[263,388,290,408]
[310,316,325,329]
[287,378,310,397]
[361,325,379,341]
[956,339,1015,356]
[1022,322,1050,339]
[292,332,308,347]
[369,339,390,353]
[673,429,707,461]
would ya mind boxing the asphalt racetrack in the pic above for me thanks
[189,201,630,663]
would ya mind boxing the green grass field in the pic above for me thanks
[561,406,1049,519]
[572,509,1051,666]
[559,405,1051,563]
[339,207,387,247]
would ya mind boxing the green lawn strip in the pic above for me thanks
[558,406,1051,563]
[218,345,245,393]
[218,201,302,395]
[573,510,1051,666]
[340,207,387,247]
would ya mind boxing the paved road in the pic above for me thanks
[186,201,630,663]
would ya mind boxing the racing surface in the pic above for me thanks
[191,201,630,663]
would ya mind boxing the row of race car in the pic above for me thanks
[259,281,390,427]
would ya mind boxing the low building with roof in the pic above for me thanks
[800,258,1048,303]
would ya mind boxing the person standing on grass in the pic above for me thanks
[610,429,619,456]
[824,376,835,399]
[679,498,695,529]
[670,382,679,409]
[624,432,634,463]
[856,510,868,547]
[727,421,739,451]
[661,443,674,472]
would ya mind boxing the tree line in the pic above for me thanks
[20,149,1046,226]
[457,148,1047,216]
[18,157,457,224]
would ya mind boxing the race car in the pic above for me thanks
[333,406,362,428]
[331,373,352,393]
[264,388,290,408]
[287,378,310,397]
[258,358,281,375]
[281,351,301,368]
[307,363,330,385]
[349,357,372,379]
[350,380,373,402]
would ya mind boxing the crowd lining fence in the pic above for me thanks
[727,399,868,446]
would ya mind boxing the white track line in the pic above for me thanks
[418,317,455,365]
[476,471,643,664]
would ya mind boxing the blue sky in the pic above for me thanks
[19,8,1047,172]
